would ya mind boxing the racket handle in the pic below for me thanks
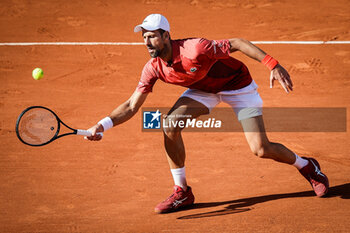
[77,129,103,137]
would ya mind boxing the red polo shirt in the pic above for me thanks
[136,38,252,94]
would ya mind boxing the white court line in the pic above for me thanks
[0,41,350,46]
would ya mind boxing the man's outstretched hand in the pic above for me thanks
[270,64,293,93]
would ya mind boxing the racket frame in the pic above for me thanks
[16,106,82,147]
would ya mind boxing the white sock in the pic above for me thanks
[170,167,187,191]
[293,154,309,170]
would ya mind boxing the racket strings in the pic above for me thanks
[17,108,58,145]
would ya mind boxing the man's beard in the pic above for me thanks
[149,48,160,58]
[148,45,167,58]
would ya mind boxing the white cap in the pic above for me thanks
[134,14,170,33]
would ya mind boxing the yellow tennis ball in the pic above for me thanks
[32,68,44,80]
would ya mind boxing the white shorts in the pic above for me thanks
[180,80,263,121]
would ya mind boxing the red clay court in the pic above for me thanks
[1,0,349,232]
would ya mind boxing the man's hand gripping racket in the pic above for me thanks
[16,106,103,146]
[85,124,104,141]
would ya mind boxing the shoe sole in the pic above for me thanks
[155,202,194,214]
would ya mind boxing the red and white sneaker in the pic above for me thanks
[155,185,195,214]
[299,157,329,197]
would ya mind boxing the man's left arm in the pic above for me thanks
[228,38,293,93]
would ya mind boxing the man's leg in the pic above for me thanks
[241,115,296,164]
[241,115,329,197]
[163,97,209,169]
[155,97,210,213]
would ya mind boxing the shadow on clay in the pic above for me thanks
[177,183,350,219]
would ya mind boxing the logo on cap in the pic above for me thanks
[190,67,197,73]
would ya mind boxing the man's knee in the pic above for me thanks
[250,142,271,158]
[162,117,183,138]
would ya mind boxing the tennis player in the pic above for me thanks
[87,14,329,214]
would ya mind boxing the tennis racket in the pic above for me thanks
[15,106,101,146]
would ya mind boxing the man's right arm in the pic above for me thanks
[109,90,148,125]
[86,90,148,141]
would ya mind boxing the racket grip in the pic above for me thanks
[77,129,103,137]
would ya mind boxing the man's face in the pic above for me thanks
[142,29,166,58]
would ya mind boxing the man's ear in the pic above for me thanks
[164,31,170,40]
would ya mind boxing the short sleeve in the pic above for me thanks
[136,60,159,93]
[196,38,231,59]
